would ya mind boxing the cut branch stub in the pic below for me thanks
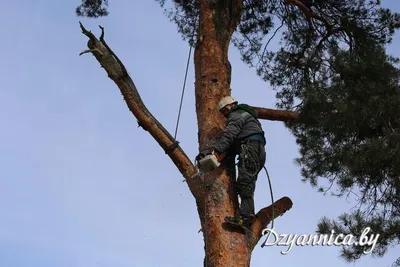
[250,196,293,249]
[252,107,300,122]
[78,22,199,190]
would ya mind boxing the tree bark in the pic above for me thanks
[250,196,293,249]
[252,106,299,122]
[194,1,249,265]
[194,1,292,266]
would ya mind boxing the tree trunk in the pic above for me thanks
[78,2,294,265]
[194,1,252,266]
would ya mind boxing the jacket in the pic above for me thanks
[214,104,266,154]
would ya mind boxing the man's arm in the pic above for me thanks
[214,111,249,155]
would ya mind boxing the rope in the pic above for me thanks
[237,142,275,248]
[261,165,275,248]
[238,142,261,177]
[173,18,198,141]
[169,19,198,154]
[173,42,193,140]
[204,193,209,267]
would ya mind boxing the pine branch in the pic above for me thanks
[285,0,330,28]
[250,196,293,250]
[78,22,200,189]
[252,106,300,122]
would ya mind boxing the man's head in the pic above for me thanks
[218,96,238,117]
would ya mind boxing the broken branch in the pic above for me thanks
[79,49,101,56]
[78,22,199,189]
[250,196,293,250]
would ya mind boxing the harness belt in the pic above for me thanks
[246,133,266,145]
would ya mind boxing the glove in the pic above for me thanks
[195,152,205,162]
[196,148,214,161]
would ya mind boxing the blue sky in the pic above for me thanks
[1,1,399,266]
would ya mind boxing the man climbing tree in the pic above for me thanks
[75,0,400,266]
[208,96,266,229]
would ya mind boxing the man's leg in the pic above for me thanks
[237,162,257,219]
[225,141,266,228]
[238,141,266,221]
[224,152,256,228]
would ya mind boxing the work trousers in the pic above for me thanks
[236,139,266,219]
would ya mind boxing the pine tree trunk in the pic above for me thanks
[194,1,251,266]
[78,3,293,265]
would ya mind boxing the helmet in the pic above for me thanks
[218,96,238,111]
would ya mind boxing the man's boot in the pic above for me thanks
[224,215,255,230]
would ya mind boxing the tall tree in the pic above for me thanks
[75,0,400,266]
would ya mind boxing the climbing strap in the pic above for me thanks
[165,140,180,154]
[238,141,260,177]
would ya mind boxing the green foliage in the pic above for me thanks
[76,0,108,18]
[393,257,400,267]
[317,211,399,263]
[156,0,199,47]
[75,0,400,264]
[292,45,400,262]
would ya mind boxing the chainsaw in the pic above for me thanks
[191,149,223,178]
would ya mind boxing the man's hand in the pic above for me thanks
[195,152,205,162]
